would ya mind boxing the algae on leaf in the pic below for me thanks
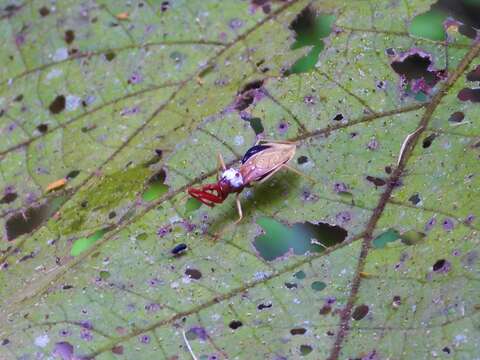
[0,1,479,359]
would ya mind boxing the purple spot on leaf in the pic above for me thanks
[367,138,379,150]
[277,121,289,134]
[157,225,171,237]
[464,214,475,225]
[145,303,162,313]
[128,71,143,84]
[229,18,244,30]
[425,217,436,231]
[53,342,74,360]
[336,211,351,225]
[80,329,92,341]
[59,329,71,337]
[303,95,315,105]
[139,335,150,344]
[442,218,455,231]
[333,182,348,193]
[188,326,208,341]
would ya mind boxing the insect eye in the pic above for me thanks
[235,173,239,177]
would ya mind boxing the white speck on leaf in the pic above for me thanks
[52,48,69,62]
[66,95,81,111]
[46,68,63,81]
[234,135,244,146]
[34,334,49,348]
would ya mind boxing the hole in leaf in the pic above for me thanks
[234,80,264,111]
[49,95,66,114]
[229,320,242,330]
[458,88,480,102]
[294,270,306,279]
[297,156,308,164]
[351,304,369,320]
[434,0,480,39]
[171,243,187,255]
[311,281,326,291]
[161,1,170,12]
[422,134,436,148]
[105,51,116,61]
[247,117,264,135]
[253,217,347,261]
[142,169,168,201]
[185,198,202,214]
[36,123,48,133]
[6,196,65,241]
[319,305,331,315]
[408,193,421,205]
[372,228,400,248]
[448,111,464,123]
[257,302,272,310]
[332,113,343,121]
[70,228,108,257]
[399,230,426,245]
[0,192,17,204]
[433,258,447,271]
[286,6,335,75]
[66,170,80,179]
[300,345,313,356]
[409,9,447,41]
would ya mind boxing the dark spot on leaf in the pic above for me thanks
[185,268,202,280]
[36,123,48,133]
[49,95,66,114]
[384,166,392,174]
[319,305,331,315]
[385,48,396,56]
[19,252,35,262]
[409,193,421,205]
[1,339,9,346]
[300,344,312,356]
[458,88,480,102]
[14,94,23,102]
[171,243,187,255]
[80,200,88,208]
[422,134,436,148]
[284,282,298,289]
[66,170,80,179]
[442,347,451,354]
[351,304,369,320]
[229,320,242,330]
[161,1,170,12]
[297,156,308,164]
[294,270,306,279]
[105,51,116,61]
[0,192,17,204]
[62,284,73,290]
[333,113,344,121]
[148,168,166,184]
[39,6,50,16]
[448,111,464,123]
[366,176,386,187]
[392,295,401,308]
[111,345,124,355]
[64,30,75,44]
[257,302,272,310]
[108,211,116,219]
[290,327,307,335]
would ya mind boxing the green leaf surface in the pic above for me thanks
[0,1,479,359]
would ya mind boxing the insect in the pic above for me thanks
[187,140,312,224]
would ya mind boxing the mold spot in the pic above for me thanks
[300,344,313,356]
[49,95,66,114]
[229,320,242,330]
[351,304,369,320]
[0,192,17,204]
[366,176,386,187]
[36,123,48,133]
[297,156,308,165]
[171,243,187,255]
[185,268,202,280]
[458,88,480,102]
[332,113,344,121]
[253,217,347,261]
[290,328,307,335]
[257,302,272,310]
[105,51,116,61]
[448,111,464,123]
[422,134,436,148]
[64,30,75,44]
[39,6,50,17]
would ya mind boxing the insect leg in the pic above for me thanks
[255,139,297,145]
[216,152,227,180]
[281,164,316,183]
[234,193,243,224]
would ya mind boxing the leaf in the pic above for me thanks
[0,1,479,359]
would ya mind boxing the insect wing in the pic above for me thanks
[240,143,295,184]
